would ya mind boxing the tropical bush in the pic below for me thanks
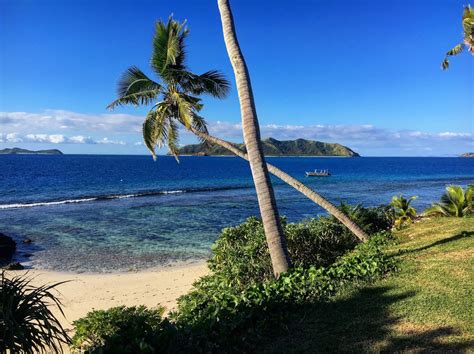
[0,271,70,353]
[336,202,394,234]
[172,232,395,351]
[208,216,357,290]
[71,305,176,354]
[424,185,473,217]
[390,195,417,229]
[207,206,391,291]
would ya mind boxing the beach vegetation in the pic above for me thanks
[424,185,473,217]
[171,232,394,351]
[0,271,70,353]
[442,4,474,69]
[390,194,417,229]
[71,305,175,354]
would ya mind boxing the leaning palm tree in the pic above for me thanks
[424,185,473,217]
[390,195,417,229]
[217,0,291,276]
[442,5,474,69]
[108,17,370,274]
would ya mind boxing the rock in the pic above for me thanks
[23,238,32,244]
[23,253,33,258]
[0,233,16,262]
[3,262,24,270]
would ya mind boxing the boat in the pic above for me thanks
[305,169,331,177]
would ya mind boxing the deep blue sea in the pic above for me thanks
[0,155,472,272]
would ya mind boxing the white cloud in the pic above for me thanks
[0,133,126,145]
[0,109,142,134]
[0,109,472,155]
[205,121,473,152]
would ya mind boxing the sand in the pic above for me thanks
[13,262,208,331]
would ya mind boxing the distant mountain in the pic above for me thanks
[0,147,63,155]
[177,138,360,157]
[460,152,474,157]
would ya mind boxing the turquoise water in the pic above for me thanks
[0,155,472,272]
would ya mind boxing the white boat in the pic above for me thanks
[305,169,331,177]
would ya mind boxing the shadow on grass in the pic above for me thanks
[397,230,473,256]
[253,286,473,353]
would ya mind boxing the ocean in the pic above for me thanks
[0,155,472,272]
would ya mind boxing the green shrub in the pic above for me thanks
[0,271,70,353]
[71,305,176,354]
[336,202,394,234]
[208,205,392,291]
[172,232,395,351]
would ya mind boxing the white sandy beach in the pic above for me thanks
[13,262,208,331]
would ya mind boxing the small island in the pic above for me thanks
[0,147,63,155]
[176,137,360,157]
[460,152,474,157]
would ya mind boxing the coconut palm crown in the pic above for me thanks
[107,17,230,160]
[442,5,474,69]
[424,185,473,217]
[390,194,417,229]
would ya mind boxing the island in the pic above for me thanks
[460,152,474,157]
[176,137,360,157]
[0,147,63,155]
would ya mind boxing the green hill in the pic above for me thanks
[0,147,63,155]
[177,138,360,157]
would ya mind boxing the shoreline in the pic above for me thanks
[9,261,209,331]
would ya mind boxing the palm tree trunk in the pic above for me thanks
[190,127,369,242]
[218,0,291,276]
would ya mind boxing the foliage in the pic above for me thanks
[206,206,391,292]
[0,271,70,353]
[71,305,176,354]
[336,202,394,234]
[107,16,230,160]
[390,195,417,229]
[171,232,395,351]
[442,5,474,69]
[424,185,473,217]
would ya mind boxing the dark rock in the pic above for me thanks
[23,253,33,258]
[0,233,16,262]
[3,262,24,270]
[23,238,32,244]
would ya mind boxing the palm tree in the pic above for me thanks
[0,271,70,353]
[424,185,473,217]
[107,17,370,273]
[216,0,291,276]
[390,195,417,229]
[442,5,474,69]
[107,18,230,160]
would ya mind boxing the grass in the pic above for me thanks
[257,217,474,353]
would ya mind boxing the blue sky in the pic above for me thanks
[0,0,472,156]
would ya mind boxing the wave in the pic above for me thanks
[0,185,253,210]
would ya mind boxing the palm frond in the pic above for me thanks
[180,70,230,98]
[167,119,180,162]
[191,113,210,146]
[0,271,71,353]
[142,109,169,160]
[107,66,162,109]
[151,17,189,82]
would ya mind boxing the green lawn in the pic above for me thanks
[259,218,474,353]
